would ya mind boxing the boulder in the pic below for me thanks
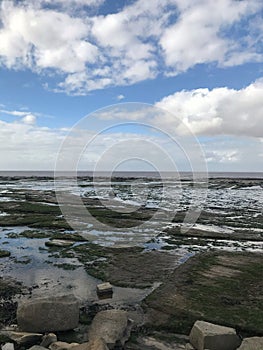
[49,342,79,350]
[189,321,241,350]
[1,343,14,350]
[17,295,79,332]
[71,339,109,350]
[28,347,47,350]
[40,333,57,347]
[237,337,263,350]
[88,310,132,349]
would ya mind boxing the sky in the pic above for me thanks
[0,0,262,172]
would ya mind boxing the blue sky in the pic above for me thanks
[0,0,262,171]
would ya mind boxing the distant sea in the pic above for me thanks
[0,171,262,179]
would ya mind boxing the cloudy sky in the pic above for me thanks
[0,0,262,172]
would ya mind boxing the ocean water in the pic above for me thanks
[0,172,262,246]
[0,171,263,178]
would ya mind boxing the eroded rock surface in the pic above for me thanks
[17,295,79,332]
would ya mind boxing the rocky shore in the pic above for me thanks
[1,250,263,350]
[0,177,262,349]
[0,295,263,350]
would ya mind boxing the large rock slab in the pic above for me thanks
[88,310,132,349]
[189,320,241,350]
[17,295,79,332]
[237,337,263,350]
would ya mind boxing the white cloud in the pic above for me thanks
[117,95,125,101]
[22,114,36,125]
[160,0,262,72]
[0,0,262,94]
[0,119,65,170]
[0,110,262,171]
[155,78,263,138]
[0,1,97,72]
[0,109,29,117]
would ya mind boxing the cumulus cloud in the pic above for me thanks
[155,78,263,138]
[160,0,262,73]
[0,1,97,72]
[0,0,262,94]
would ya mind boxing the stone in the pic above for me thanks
[49,342,79,350]
[1,331,43,345]
[45,240,74,247]
[17,295,79,332]
[185,343,195,350]
[28,346,47,350]
[189,321,241,350]
[40,333,57,347]
[71,339,109,350]
[96,283,113,295]
[88,310,132,349]
[237,337,263,350]
[1,343,14,350]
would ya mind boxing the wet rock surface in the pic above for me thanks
[17,295,79,332]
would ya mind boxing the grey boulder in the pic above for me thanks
[88,310,132,349]
[17,295,79,332]
[189,320,241,350]
[237,337,263,350]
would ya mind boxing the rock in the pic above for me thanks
[45,240,74,247]
[71,339,109,350]
[185,343,195,350]
[88,310,132,349]
[1,331,43,345]
[49,342,79,350]
[189,321,241,350]
[96,283,113,296]
[1,343,14,350]
[17,295,79,332]
[40,333,57,347]
[237,337,263,350]
[28,346,47,350]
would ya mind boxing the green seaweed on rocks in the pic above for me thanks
[143,251,263,336]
